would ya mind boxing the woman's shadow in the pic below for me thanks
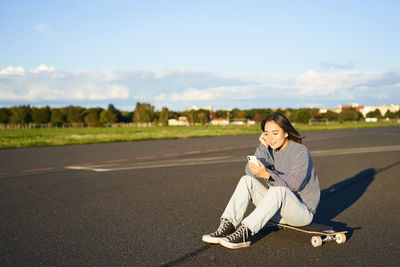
[311,168,375,238]
[253,160,400,242]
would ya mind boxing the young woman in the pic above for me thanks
[202,112,320,249]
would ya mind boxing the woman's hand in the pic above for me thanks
[249,160,271,180]
[259,133,268,148]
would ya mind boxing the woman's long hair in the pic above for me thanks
[261,112,302,144]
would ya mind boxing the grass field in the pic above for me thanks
[0,121,399,149]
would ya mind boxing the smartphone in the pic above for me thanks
[247,155,260,167]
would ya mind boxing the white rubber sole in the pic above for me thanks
[219,238,251,249]
[202,234,222,244]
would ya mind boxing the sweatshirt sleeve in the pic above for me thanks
[245,144,274,177]
[267,146,310,192]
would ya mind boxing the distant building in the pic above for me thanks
[319,103,399,117]
[339,103,364,112]
[209,118,256,126]
[168,116,189,126]
[210,118,229,125]
[319,107,341,113]
[359,104,399,117]
[230,121,244,125]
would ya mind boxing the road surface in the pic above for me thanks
[1,126,399,266]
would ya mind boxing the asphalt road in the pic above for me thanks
[1,126,399,266]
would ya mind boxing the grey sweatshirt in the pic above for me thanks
[245,141,320,214]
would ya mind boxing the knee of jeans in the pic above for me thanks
[240,175,252,183]
[268,186,287,199]
[239,175,254,188]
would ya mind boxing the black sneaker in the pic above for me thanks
[220,224,252,249]
[202,218,235,244]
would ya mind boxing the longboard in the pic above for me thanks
[267,222,348,247]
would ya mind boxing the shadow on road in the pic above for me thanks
[160,245,211,267]
[312,168,375,238]
[253,160,400,243]
[252,168,375,243]
[164,161,400,266]
[314,160,400,238]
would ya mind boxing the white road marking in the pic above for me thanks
[310,145,400,157]
[65,145,400,172]
[65,156,241,172]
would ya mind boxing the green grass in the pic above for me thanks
[0,121,398,149]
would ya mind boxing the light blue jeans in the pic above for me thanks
[221,175,313,234]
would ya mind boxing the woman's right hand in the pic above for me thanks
[259,133,268,148]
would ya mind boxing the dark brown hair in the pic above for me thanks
[261,112,302,144]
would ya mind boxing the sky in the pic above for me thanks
[1,0,399,111]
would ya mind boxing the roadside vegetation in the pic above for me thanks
[1,102,399,128]
[1,121,398,149]
[0,103,399,149]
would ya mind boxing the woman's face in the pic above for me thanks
[263,120,288,150]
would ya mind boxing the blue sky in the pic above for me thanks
[1,0,399,111]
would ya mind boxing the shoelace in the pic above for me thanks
[227,225,248,242]
[214,219,230,235]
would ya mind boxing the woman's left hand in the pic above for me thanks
[249,160,271,180]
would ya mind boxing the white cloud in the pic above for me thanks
[0,89,20,100]
[273,70,386,98]
[170,88,215,102]
[154,93,166,102]
[153,68,206,79]
[88,84,130,100]
[0,86,65,102]
[32,64,55,73]
[34,24,52,36]
[110,85,130,99]
[74,91,86,100]
[134,94,150,101]
[0,66,399,109]
[167,85,261,102]
[0,66,25,75]
[377,93,389,99]
[26,88,52,100]
[98,70,122,82]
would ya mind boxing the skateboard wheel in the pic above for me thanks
[311,236,322,247]
[335,233,346,244]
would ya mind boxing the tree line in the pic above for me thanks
[0,103,399,127]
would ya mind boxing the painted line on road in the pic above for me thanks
[205,148,221,152]
[65,156,239,172]
[23,167,56,173]
[65,162,120,171]
[221,147,235,151]
[64,145,400,173]
[65,163,94,169]
[239,145,254,149]
[184,150,201,155]
[136,155,158,160]
[162,153,181,157]
[104,159,129,163]
[310,145,400,157]
[69,162,94,166]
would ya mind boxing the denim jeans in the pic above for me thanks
[221,175,313,234]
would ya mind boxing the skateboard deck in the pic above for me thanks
[267,222,348,247]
